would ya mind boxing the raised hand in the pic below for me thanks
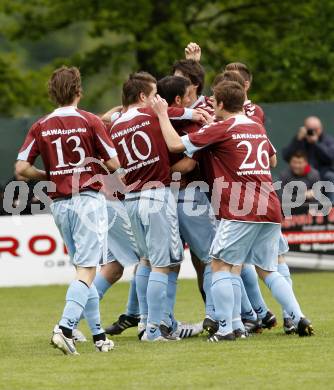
[185,42,201,62]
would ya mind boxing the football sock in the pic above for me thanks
[146,271,168,339]
[231,276,246,331]
[93,332,106,343]
[239,275,257,321]
[162,271,178,328]
[277,262,292,318]
[135,264,150,324]
[264,272,304,325]
[59,280,90,336]
[93,273,111,300]
[203,264,215,319]
[83,283,103,336]
[241,265,268,319]
[211,271,234,335]
[125,276,140,317]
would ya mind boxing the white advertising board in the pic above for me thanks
[0,214,197,287]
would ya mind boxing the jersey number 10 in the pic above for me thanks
[118,131,152,166]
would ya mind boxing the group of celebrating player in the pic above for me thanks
[16,42,314,355]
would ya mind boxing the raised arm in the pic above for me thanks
[100,105,123,123]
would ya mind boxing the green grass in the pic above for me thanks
[0,273,333,390]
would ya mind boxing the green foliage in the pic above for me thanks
[1,0,334,116]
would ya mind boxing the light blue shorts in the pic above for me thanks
[177,187,216,264]
[50,191,108,267]
[101,200,139,268]
[124,188,183,267]
[278,232,289,255]
[210,220,281,271]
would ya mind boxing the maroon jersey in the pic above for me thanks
[17,106,117,199]
[244,100,265,125]
[183,114,281,223]
[110,106,192,192]
[190,95,215,115]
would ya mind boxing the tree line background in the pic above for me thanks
[1,0,334,117]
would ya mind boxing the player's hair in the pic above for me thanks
[122,72,157,107]
[212,71,245,89]
[225,62,252,84]
[157,76,191,106]
[213,81,245,113]
[172,59,205,95]
[289,150,308,162]
[48,66,82,106]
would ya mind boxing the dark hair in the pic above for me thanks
[212,71,245,89]
[172,59,205,95]
[157,76,191,106]
[289,150,308,162]
[48,66,82,106]
[225,62,252,84]
[122,72,157,107]
[213,81,245,113]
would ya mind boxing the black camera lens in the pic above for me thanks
[306,128,315,136]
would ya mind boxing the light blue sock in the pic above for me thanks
[135,264,150,324]
[59,280,90,331]
[162,271,178,327]
[231,276,246,332]
[83,284,103,336]
[239,276,257,321]
[126,276,140,317]
[203,264,215,319]
[278,262,292,319]
[264,272,304,325]
[94,273,111,300]
[146,271,168,340]
[211,271,234,336]
[241,265,268,319]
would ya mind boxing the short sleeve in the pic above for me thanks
[17,122,40,164]
[268,140,277,157]
[93,117,118,160]
[182,122,225,157]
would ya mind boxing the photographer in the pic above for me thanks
[282,116,334,201]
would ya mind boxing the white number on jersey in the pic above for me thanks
[52,136,86,168]
[237,140,269,170]
[118,130,152,166]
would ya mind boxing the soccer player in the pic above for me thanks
[223,62,298,333]
[210,70,273,334]
[151,80,314,340]
[16,66,120,354]
[109,72,205,341]
[157,75,216,336]
[172,57,217,301]
[224,62,265,124]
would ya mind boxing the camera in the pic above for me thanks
[306,128,316,136]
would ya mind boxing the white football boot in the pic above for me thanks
[141,332,179,342]
[51,325,79,355]
[72,328,87,343]
[171,321,203,338]
[95,337,115,352]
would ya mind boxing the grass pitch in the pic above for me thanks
[0,272,333,390]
